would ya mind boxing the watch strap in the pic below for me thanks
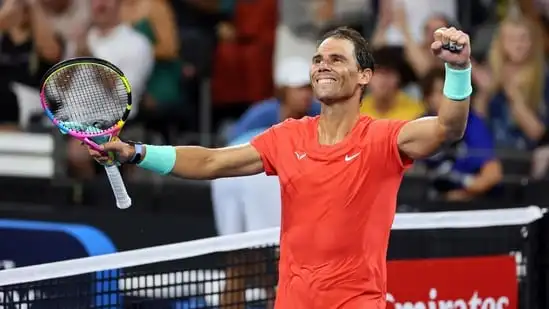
[125,140,143,164]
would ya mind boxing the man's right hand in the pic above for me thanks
[88,140,136,165]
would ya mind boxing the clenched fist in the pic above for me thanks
[431,27,471,69]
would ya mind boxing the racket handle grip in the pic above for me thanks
[104,165,132,209]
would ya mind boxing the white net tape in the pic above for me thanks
[0,206,543,288]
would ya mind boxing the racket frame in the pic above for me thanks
[39,57,133,209]
[39,57,132,152]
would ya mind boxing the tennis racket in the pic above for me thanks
[40,57,132,209]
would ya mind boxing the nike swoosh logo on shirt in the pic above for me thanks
[295,152,307,160]
[345,153,360,162]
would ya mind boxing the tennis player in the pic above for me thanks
[91,26,472,309]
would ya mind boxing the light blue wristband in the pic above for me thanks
[443,63,473,101]
[137,145,176,175]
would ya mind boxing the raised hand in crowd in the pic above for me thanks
[392,3,408,32]
[470,58,492,93]
[502,75,546,142]
[25,0,62,62]
[394,2,435,78]
[370,0,393,48]
[315,0,334,24]
[502,75,527,107]
[72,25,91,57]
[0,0,24,30]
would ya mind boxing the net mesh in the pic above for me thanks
[42,63,128,133]
[0,207,542,309]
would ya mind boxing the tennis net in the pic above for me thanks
[0,206,544,309]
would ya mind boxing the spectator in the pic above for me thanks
[227,57,320,141]
[210,0,277,131]
[360,47,424,121]
[120,0,182,143]
[319,0,373,31]
[386,0,456,45]
[420,68,503,202]
[371,2,452,78]
[275,0,372,66]
[40,0,91,56]
[275,0,317,64]
[0,0,62,131]
[67,0,153,179]
[170,0,229,134]
[475,15,548,149]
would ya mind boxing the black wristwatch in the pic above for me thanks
[125,140,144,164]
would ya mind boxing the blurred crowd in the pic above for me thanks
[3,0,549,203]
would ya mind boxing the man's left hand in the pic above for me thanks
[431,27,471,69]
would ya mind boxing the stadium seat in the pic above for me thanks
[0,132,55,178]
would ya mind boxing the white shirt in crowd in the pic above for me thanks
[87,24,154,118]
[385,0,457,45]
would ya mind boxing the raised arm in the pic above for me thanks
[91,142,264,180]
[27,0,62,62]
[393,4,434,78]
[397,27,472,160]
[370,0,392,48]
[0,0,23,31]
[149,0,179,59]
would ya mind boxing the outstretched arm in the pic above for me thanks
[169,144,264,179]
[90,121,288,180]
[397,27,472,160]
[90,142,264,180]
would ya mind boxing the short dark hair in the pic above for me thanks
[420,67,445,98]
[318,27,375,72]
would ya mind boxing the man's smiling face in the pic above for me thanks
[311,37,367,104]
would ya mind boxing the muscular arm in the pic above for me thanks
[28,2,62,62]
[397,28,472,160]
[149,0,179,59]
[397,94,470,160]
[147,144,264,179]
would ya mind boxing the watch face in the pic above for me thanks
[127,144,142,164]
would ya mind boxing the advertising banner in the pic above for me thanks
[387,255,517,309]
[0,219,118,308]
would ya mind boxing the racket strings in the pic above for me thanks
[44,64,128,133]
